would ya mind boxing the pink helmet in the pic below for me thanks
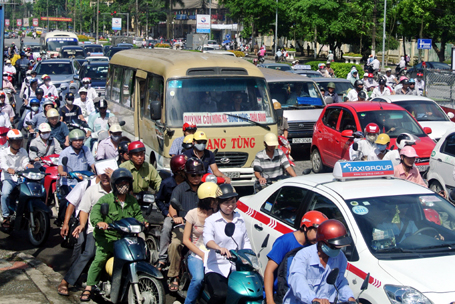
[399,76,408,83]
[400,146,418,158]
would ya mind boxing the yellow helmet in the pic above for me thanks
[375,133,390,145]
[273,101,282,110]
[46,108,59,118]
[264,132,279,146]
[105,257,114,276]
[193,131,208,141]
[183,134,193,144]
[197,182,222,199]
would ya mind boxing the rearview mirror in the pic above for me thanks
[170,198,184,212]
[100,203,109,216]
[326,267,339,285]
[150,100,161,121]
[62,157,68,166]
[448,112,455,119]
[253,166,263,173]
[261,234,270,248]
[423,127,432,135]
[29,146,38,152]
[361,273,370,291]
[25,121,33,125]
[341,130,354,138]
[225,222,235,237]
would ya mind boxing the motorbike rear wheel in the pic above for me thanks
[28,209,50,246]
[128,274,164,304]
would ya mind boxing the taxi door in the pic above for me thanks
[432,132,455,188]
[247,185,310,273]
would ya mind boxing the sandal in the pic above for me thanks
[80,288,92,302]
[2,218,10,229]
[57,282,69,296]
[168,277,179,292]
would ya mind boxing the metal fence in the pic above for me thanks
[424,69,455,107]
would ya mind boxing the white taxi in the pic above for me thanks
[238,160,455,304]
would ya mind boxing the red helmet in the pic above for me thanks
[424,209,441,225]
[417,72,423,77]
[316,219,352,247]
[43,75,51,81]
[368,73,374,78]
[301,210,328,228]
[183,123,197,132]
[365,123,380,134]
[128,141,145,154]
[170,154,187,173]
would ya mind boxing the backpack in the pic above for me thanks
[274,246,305,304]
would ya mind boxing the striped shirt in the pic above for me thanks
[253,149,290,179]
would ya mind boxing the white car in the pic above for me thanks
[86,56,109,63]
[372,95,455,142]
[427,128,455,194]
[237,160,455,304]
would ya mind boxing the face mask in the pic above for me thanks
[31,106,39,112]
[66,99,73,105]
[377,144,387,151]
[321,243,341,258]
[84,84,89,89]
[194,143,206,151]
[116,184,129,195]
[41,133,50,140]
[111,134,121,142]
[367,134,377,143]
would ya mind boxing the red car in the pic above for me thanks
[310,102,436,173]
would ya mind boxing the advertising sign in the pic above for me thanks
[40,17,72,22]
[16,19,22,27]
[183,111,267,126]
[112,18,121,30]
[417,39,432,50]
[5,19,9,27]
[23,18,29,27]
[196,14,210,33]
[33,18,38,26]
[333,160,394,180]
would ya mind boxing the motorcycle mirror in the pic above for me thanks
[62,157,68,166]
[326,267,339,285]
[253,166,263,173]
[325,96,333,105]
[33,162,41,168]
[119,120,126,127]
[360,273,370,291]
[29,146,38,152]
[225,222,236,237]
[352,142,359,151]
[170,198,184,212]
[100,203,109,217]
[450,189,455,202]
[302,168,312,175]
[261,234,270,248]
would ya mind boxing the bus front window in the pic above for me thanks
[47,39,78,51]
[165,77,275,127]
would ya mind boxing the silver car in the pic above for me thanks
[33,58,81,91]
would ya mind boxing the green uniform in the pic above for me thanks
[86,193,145,286]
[120,160,162,194]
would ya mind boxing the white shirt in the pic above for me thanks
[78,182,111,234]
[349,139,376,161]
[74,98,95,118]
[346,89,364,101]
[203,211,251,278]
[399,59,406,69]
[383,149,401,167]
[0,148,30,181]
[415,80,425,95]
[4,65,16,75]
[370,86,391,99]
[372,59,380,70]
[0,110,11,128]
[87,87,98,101]
[384,74,396,86]
[40,83,58,97]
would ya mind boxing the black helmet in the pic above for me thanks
[118,141,129,155]
[66,92,75,101]
[185,158,205,175]
[358,90,367,100]
[218,184,238,200]
[354,80,364,89]
[36,88,44,96]
[110,168,133,193]
[379,78,386,86]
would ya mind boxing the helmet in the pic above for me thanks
[82,77,91,84]
[318,63,325,68]
[42,75,51,81]
[185,158,205,175]
[110,168,133,190]
[0,91,5,98]
[327,82,336,89]
[358,90,367,100]
[379,78,386,86]
[60,83,69,90]
[365,123,380,134]
[218,184,238,199]
[386,68,392,72]
[109,124,122,133]
[375,133,390,145]
[396,133,417,149]
[43,99,55,108]
[46,108,59,118]
[30,98,40,105]
[193,131,208,141]
[182,123,197,132]
[36,88,44,96]
[38,123,52,133]
[118,141,130,155]
[300,210,328,228]
[30,78,38,85]
[128,141,145,154]
[399,76,408,83]
[400,146,418,158]
[417,72,424,77]
[316,219,352,247]
[197,182,221,199]
[264,132,279,146]
[182,135,194,150]
[31,70,37,75]
[69,129,86,142]
[368,73,374,78]
[273,101,282,110]
[409,78,416,84]
[26,70,32,76]
[78,87,88,94]
[66,92,75,100]
[170,154,188,173]
[354,80,364,88]
[105,257,114,276]
[20,51,25,56]
[7,129,23,141]
[253,59,258,63]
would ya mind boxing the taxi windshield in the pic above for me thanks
[347,194,455,259]
[165,77,275,127]
[268,81,324,108]
[393,100,449,122]
[357,110,425,138]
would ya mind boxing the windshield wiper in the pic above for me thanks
[415,243,455,250]
[223,113,270,131]
[375,247,414,253]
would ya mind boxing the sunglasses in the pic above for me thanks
[195,140,207,144]
[190,174,202,178]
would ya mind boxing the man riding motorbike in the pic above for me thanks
[29,123,62,162]
[346,80,366,101]
[169,123,197,157]
[349,123,380,161]
[40,75,58,97]
[81,77,98,101]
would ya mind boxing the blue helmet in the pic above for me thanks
[409,78,416,84]
[30,78,38,85]
[30,98,40,105]
[20,51,26,56]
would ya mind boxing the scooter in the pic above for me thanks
[95,203,165,304]
[0,164,52,246]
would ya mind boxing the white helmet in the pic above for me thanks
[396,133,417,150]
[38,123,52,133]
[109,123,122,133]
[7,129,23,141]
[264,132,279,146]
[78,87,88,94]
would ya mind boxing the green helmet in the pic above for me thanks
[69,129,86,142]
[327,82,336,89]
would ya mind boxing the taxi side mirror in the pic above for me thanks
[341,130,354,138]
[423,127,432,135]
[150,100,161,121]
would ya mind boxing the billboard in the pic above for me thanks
[112,18,121,30]
[23,18,29,27]
[16,19,22,27]
[40,17,72,22]
[196,14,210,33]
[5,19,9,27]
[32,18,38,26]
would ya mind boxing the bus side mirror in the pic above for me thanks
[150,100,161,121]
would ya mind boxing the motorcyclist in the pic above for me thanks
[349,123,380,160]
[3,60,16,78]
[358,90,367,101]
[273,101,289,138]
[0,93,12,128]
[23,98,41,130]
[88,98,115,133]
[253,58,259,66]
[181,135,194,153]
[203,183,251,304]
[370,78,391,99]
[23,78,38,106]
[253,132,296,185]
[117,140,130,166]
[318,63,331,78]
[365,73,378,91]
[284,219,355,304]
[74,87,95,119]
[81,77,98,101]
[393,146,427,187]
[40,75,58,97]
[165,158,204,290]
[408,78,419,96]
[96,123,122,161]
[346,67,359,85]
[324,82,340,103]
[415,72,425,95]
[2,72,17,97]
[346,80,366,101]
[0,130,34,228]
[81,168,147,301]
[264,211,328,304]
[169,123,197,157]
[182,182,221,304]
[33,87,46,112]
[384,68,398,87]
[367,133,390,161]
[326,62,335,77]
[47,108,70,148]
[382,133,416,167]
[29,123,63,162]
[19,70,32,99]
[29,99,55,133]
[396,79,411,95]
[59,92,86,124]
[183,131,231,183]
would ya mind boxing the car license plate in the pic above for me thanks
[418,165,429,172]
[292,138,312,144]
[224,172,240,179]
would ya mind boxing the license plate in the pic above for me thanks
[418,165,429,172]
[292,137,312,144]
[224,172,240,179]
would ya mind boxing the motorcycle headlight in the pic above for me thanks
[24,172,45,180]
[130,225,143,234]
[143,194,155,203]
[384,285,433,304]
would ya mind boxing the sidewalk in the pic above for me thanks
[0,249,96,304]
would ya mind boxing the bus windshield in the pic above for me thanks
[47,38,78,51]
[165,77,275,127]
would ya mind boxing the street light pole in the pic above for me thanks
[209,0,211,39]
[274,0,278,55]
[381,0,386,70]
[47,0,49,31]
[96,0,99,43]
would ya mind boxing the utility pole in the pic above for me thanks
[381,0,386,70]
[96,0,99,43]
[135,0,138,36]
[274,0,277,55]
[209,0,211,40]
[47,0,49,31]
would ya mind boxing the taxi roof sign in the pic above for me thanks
[333,160,394,181]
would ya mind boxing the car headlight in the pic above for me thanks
[384,285,433,304]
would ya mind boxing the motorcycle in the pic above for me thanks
[278,136,295,167]
[253,165,289,193]
[0,164,52,246]
[95,203,165,304]
[17,64,29,89]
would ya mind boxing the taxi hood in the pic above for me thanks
[283,108,324,123]
[378,255,455,293]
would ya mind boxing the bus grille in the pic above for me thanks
[215,152,249,168]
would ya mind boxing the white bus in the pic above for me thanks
[40,31,79,58]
